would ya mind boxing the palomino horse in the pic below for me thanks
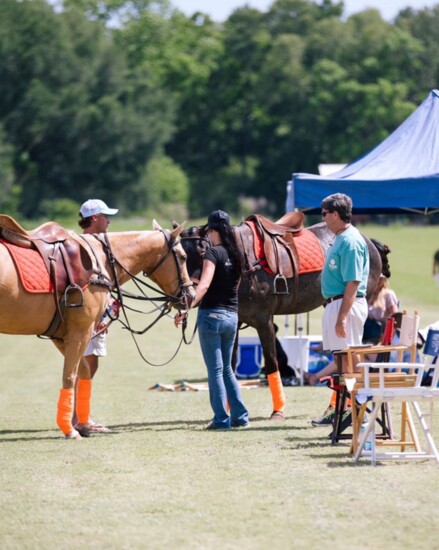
[179,214,388,420]
[0,219,195,439]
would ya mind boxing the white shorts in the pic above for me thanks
[322,297,368,352]
[84,332,107,357]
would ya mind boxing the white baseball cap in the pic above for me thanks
[80,199,118,218]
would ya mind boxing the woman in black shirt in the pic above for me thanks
[175,210,249,430]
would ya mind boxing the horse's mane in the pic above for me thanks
[371,238,391,278]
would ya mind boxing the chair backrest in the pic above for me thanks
[424,329,439,360]
[374,316,396,363]
[399,313,420,345]
[399,312,420,362]
[380,316,395,346]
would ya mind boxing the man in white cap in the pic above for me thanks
[78,198,118,233]
[74,199,119,432]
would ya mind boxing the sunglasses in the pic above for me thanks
[321,210,334,217]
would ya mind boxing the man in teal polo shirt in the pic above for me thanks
[308,193,369,383]
[321,193,369,355]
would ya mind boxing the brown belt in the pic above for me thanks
[325,294,365,306]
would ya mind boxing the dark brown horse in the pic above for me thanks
[179,214,388,420]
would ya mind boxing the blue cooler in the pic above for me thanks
[236,337,262,379]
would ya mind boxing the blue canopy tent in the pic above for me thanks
[288,89,439,215]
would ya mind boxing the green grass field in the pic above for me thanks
[1,222,439,549]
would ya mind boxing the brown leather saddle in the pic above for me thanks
[0,215,111,335]
[244,212,304,295]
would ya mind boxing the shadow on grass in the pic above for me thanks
[104,416,312,434]
[1,416,313,441]
[0,428,64,442]
[284,435,335,446]
[326,459,374,468]
[283,432,372,468]
[173,377,209,384]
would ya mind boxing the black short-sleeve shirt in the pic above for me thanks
[199,245,239,312]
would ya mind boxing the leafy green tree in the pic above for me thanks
[137,154,188,211]
[178,7,270,214]
[112,4,224,215]
[0,0,437,220]
[307,65,415,162]
[396,6,439,100]
[0,0,175,217]
[264,0,343,36]
[40,198,80,222]
[0,124,20,215]
[182,2,345,215]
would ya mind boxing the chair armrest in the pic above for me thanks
[338,344,408,355]
[333,345,411,375]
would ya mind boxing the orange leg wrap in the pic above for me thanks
[267,371,286,412]
[76,379,92,424]
[329,391,351,409]
[56,388,74,435]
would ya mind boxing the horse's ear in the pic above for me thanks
[171,221,186,239]
[152,219,162,231]
[171,220,178,229]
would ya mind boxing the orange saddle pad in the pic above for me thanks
[247,223,324,276]
[293,228,325,274]
[0,239,53,293]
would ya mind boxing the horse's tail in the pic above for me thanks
[371,238,391,278]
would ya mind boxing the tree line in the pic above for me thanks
[1,0,438,220]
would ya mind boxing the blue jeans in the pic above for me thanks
[197,308,249,429]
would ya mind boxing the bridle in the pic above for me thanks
[142,229,195,310]
[85,230,195,366]
[99,229,194,312]
[179,227,212,273]
[178,228,217,345]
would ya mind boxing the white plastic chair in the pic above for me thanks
[354,328,439,466]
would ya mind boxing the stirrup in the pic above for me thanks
[64,284,84,307]
[273,274,289,295]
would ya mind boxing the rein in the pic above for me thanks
[178,231,214,346]
[95,230,193,366]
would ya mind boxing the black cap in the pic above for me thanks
[207,210,230,229]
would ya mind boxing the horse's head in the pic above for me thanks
[177,224,211,283]
[366,237,391,300]
[370,238,391,278]
[147,220,196,310]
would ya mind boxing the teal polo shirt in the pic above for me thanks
[321,226,369,299]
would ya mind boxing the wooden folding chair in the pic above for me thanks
[330,317,397,446]
[332,312,420,453]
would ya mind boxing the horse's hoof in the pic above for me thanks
[74,424,91,438]
[270,410,285,421]
[64,429,82,440]
[74,421,110,435]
